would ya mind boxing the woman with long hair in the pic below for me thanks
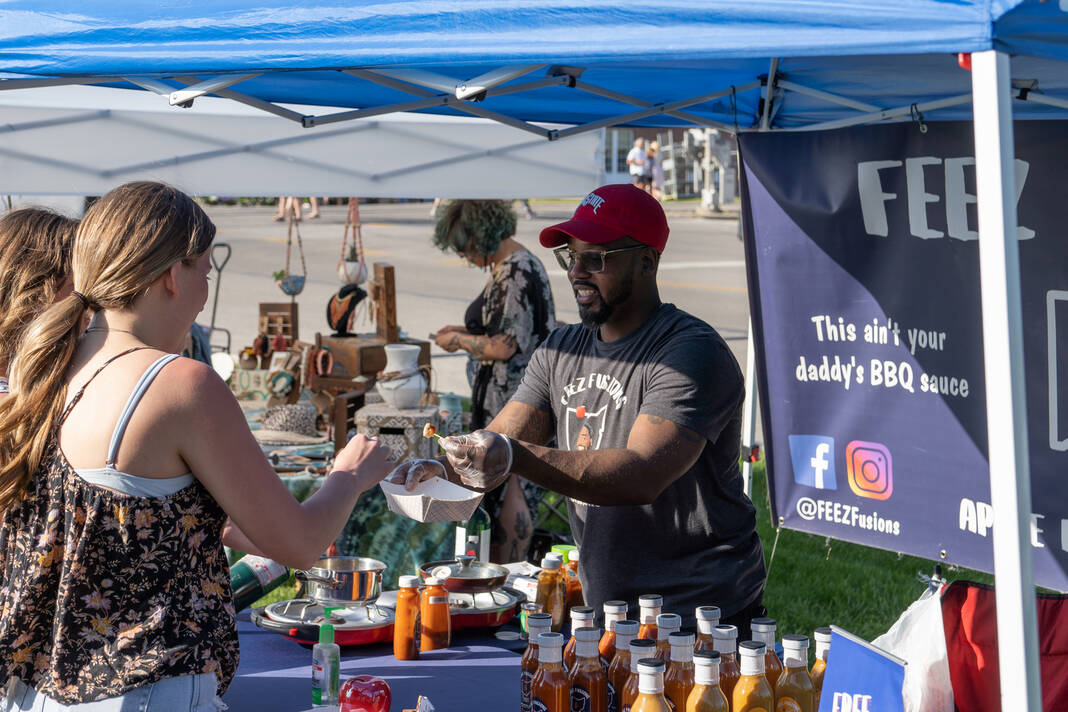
[0,207,79,396]
[0,182,393,710]
[430,199,556,562]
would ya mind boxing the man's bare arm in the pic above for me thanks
[486,400,555,446]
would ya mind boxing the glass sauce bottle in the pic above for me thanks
[569,626,608,712]
[522,613,554,712]
[630,658,672,712]
[565,549,585,609]
[418,576,451,651]
[750,617,783,684]
[810,627,831,710]
[664,631,696,711]
[536,557,567,632]
[686,650,729,712]
[393,575,420,661]
[712,625,741,702]
[654,613,681,662]
[620,639,657,712]
[607,620,639,712]
[693,606,721,653]
[532,632,569,712]
[600,600,629,674]
[732,641,774,712]
[775,634,816,712]
[564,606,597,672]
[637,594,663,641]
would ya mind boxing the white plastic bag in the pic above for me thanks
[872,585,954,712]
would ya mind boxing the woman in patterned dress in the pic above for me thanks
[0,208,79,398]
[430,200,557,562]
[0,182,394,710]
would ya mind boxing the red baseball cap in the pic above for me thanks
[539,184,670,254]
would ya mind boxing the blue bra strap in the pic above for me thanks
[105,354,181,467]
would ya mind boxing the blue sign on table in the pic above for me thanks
[818,626,905,712]
[739,123,1068,590]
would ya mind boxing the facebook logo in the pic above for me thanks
[788,435,837,490]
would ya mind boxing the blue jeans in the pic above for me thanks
[3,674,223,712]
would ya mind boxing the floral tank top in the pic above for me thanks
[0,349,238,703]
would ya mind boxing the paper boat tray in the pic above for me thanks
[379,478,483,523]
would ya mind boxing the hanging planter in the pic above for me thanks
[275,214,308,297]
[338,249,367,285]
[337,198,368,285]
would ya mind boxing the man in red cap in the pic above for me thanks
[389,184,766,634]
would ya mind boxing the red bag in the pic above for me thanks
[941,580,1068,711]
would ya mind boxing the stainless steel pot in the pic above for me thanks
[295,556,386,605]
[418,554,508,594]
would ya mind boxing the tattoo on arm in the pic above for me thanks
[640,413,706,445]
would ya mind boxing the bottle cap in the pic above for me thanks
[540,557,562,570]
[538,631,565,648]
[696,605,721,622]
[629,638,657,654]
[814,627,833,643]
[750,617,777,633]
[319,624,335,645]
[568,549,580,562]
[550,544,576,557]
[783,634,809,652]
[693,650,721,685]
[739,640,765,656]
[527,612,553,636]
[546,551,566,560]
[615,620,640,636]
[713,624,738,640]
[424,576,442,586]
[636,657,665,674]
[656,613,681,631]
[694,650,721,665]
[571,606,595,622]
[638,594,663,608]
[575,626,601,642]
[603,600,628,614]
[669,631,695,647]
[398,575,421,588]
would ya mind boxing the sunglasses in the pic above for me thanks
[552,245,646,273]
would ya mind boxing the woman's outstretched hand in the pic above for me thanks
[333,434,393,492]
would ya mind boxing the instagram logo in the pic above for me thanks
[846,441,893,500]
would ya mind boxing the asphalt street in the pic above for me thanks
[198,200,751,405]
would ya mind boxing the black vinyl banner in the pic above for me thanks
[739,122,1068,590]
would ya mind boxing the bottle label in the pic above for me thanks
[570,685,592,712]
[776,699,802,712]
[521,670,533,709]
[531,698,550,712]
[606,680,617,712]
[311,662,323,704]
[244,555,287,587]
[428,596,449,605]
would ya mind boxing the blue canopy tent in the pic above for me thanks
[2,1,1065,707]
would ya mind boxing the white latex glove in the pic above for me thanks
[441,429,513,492]
[386,459,446,492]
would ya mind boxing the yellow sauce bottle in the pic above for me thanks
[664,631,696,711]
[522,613,554,712]
[620,638,657,712]
[536,557,567,632]
[564,606,597,673]
[637,594,663,641]
[654,613,681,662]
[607,620,639,712]
[712,625,741,702]
[600,601,629,674]
[630,658,673,712]
[686,650,729,712]
[694,606,721,653]
[775,634,815,712]
[810,628,832,710]
[569,626,608,712]
[733,641,774,712]
[750,618,784,684]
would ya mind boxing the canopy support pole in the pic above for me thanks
[759,58,779,131]
[741,319,758,498]
[970,48,1042,712]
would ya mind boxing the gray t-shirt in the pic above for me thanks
[511,303,765,625]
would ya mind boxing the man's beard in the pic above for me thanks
[578,271,633,329]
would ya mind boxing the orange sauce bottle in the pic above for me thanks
[630,658,673,712]
[600,600,629,674]
[750,618,783,684]
[531,631,570,712]
[637,595,662,641]
[654,613,681,662]
[536,557,567,632]
[664,631,696,711]
[569,626,608,712]
[694,606,721,653]
[607,620,639,712]
[775,634,815,712]
[810,628,831,710]
[418,576,451,651]
[564,606,596,672]
[620,638,657,712]
[732,641,774,712]
[522,613,554,712]
[686,650,729,712]
[565,550,585,609]
[393,575,420,661]
[712,625,741,703]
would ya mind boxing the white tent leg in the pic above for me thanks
[970,49,1042,712]
[741,318,758,498]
